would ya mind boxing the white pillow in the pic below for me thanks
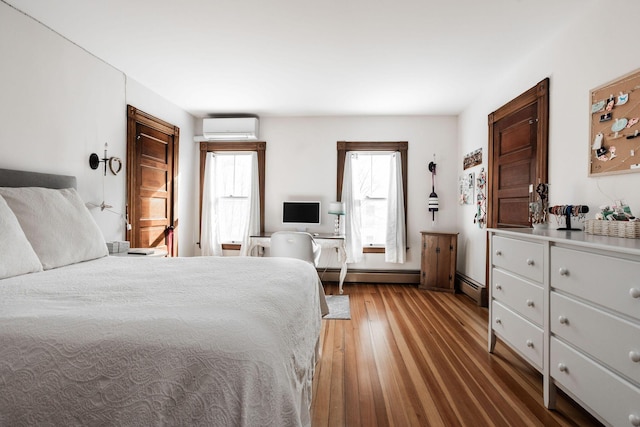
[0,195,43,278]
[0,187,108,270]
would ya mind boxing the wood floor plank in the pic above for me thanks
[313,284,602,427]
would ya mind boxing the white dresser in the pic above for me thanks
[488,228,640,426]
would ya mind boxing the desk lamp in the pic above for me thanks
[328,202,345,235]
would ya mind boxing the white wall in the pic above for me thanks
[0,2,198,256]
[457,0,640,284]
[257,115,458,271]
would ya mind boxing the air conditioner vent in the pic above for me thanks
[202,117,259,140]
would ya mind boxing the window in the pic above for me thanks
[199,141,265,251]
[337,141,408,255]
[214,153,252,244]
[351,152,391,246]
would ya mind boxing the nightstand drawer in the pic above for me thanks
[551,337,640,427]
[551,292,640,384]
[492,268,543,325]
[551,246,640,320]
[492,236,543,283]
[492,301,543,370]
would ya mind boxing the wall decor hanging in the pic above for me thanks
[589,68,640,176]
[428,156,438,222]
[474,168,486,228]
[459,172,474,205]
[463,148,482,170]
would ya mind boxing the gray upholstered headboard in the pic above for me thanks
[0,168,77,189]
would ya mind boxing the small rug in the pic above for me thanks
[323,295,351,320]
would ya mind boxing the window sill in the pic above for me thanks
[363,247,385,254]
[221,243,241,251]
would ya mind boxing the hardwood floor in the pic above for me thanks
[311,283,602,427]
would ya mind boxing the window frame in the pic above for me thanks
[336,141,408,253]
[199,141,266,250]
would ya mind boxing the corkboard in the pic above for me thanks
[589,68,640,176]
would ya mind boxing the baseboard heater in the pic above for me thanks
[455,272,487,307]
[318,268,420,285]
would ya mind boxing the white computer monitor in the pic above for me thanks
[282,201,321,229]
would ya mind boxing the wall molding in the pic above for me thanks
[318,268,420,285]
[455,272,487,307]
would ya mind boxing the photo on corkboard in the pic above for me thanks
[589,68,640,176]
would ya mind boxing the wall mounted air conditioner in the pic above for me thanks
[202,117,259,140]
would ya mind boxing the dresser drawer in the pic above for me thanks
[492,301,543,370]
[551,246,640,320]
[551,337,640,427]
[492,268,543,325]
[492,236,544,283]
[551,292,640,384]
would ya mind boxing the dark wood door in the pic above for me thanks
[491,102,538,227]
[127,105,180,256]
[488,79,549,229]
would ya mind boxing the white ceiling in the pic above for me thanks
[5,0,592,117]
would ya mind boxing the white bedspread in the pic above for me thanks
[0,256,325,426]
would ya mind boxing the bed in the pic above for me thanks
[0,168,327,426]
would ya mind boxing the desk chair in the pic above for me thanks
[269,231,321,266]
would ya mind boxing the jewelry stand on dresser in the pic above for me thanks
[548,205,589,231]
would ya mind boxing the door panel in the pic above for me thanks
[498,197,530,226]
[127,105,179,256]
[140,225,168,248]
[499,121,534,155]
[499,160,533,190]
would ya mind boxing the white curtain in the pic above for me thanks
[341,152,363,263]
[201,152,222,256]
[385,152,406,263]
[239,152,260,256]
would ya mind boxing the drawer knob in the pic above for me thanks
[558,363,568,373]
[630,288,640,299]
[495,317,502,324]
[526,258,535,266]
[630,351,640,363]
[495,284,502,290]
[559,268,569,276]
[526,339,534,348]
[526,299,535,307]
[495,250,502,256]
[558,316,569,325]
[630,414,640,427]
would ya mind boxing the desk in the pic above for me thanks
[248,233,348,294]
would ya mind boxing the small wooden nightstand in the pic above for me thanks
[419,231,458,292]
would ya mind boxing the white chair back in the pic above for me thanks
[270,231,318,265]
